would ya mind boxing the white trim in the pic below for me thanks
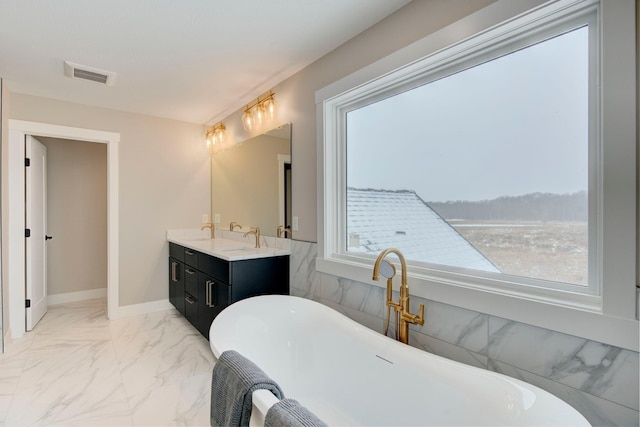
[277,154,291,227]
[47,288,107,306]
[7,120,120,339]
[316,0,638,351]
[116,299,173,319]
[3,327,12,349]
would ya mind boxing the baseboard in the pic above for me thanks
[3,327,12,349]
[116,299,173,319]
[48,288,108,306]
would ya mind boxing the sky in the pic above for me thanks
[346,26,589,203]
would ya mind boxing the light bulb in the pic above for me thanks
[242,110,253,132]
[263,97,275,120]
[253,103,265,128]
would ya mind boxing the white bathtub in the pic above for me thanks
[209,295,590,426]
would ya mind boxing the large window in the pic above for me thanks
[317,0,637,350]
[346,26,590,288]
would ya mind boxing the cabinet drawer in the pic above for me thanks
[184,248,198,268]
[198,253,229,283]
[169,243,185,262]
[184,292,198,326]
[184,266,198,296]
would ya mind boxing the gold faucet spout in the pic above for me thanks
[277,225,292,238]
[200,223,215,239]
[372,248,424,344]
[243,226,260,248]
[230,221,242,231]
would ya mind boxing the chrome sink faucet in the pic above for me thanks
[201,223,215,239]
[243,226,260,248]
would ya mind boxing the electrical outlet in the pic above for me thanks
[201,214,209,224]
[292,216,299,231]
[214,214,221,224]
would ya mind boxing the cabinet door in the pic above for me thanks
[197,272,230,339]
[169,257,185,315]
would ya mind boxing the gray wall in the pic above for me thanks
[38,137,107,297]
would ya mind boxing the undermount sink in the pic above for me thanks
[220,247,255,252]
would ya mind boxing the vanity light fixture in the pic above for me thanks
[241,91,276,132]
[206,123,226,151]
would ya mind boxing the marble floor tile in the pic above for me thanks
[1,298,214,427]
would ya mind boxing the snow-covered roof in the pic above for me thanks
[347,188,499,273]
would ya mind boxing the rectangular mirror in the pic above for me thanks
[211,123,292,237]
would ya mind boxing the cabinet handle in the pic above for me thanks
[185,268,195,275]
[171,261,178,282]
[208,280,216,307]
[185,295,196,304]
[185,250,195,256]
[205,280,210,307]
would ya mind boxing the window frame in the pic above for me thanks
[316,0,638,351]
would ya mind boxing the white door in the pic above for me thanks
[25,135,48,330]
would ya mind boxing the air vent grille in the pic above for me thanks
[73,68,109,84]
[63,61,117,86]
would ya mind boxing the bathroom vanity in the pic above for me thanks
[168,236,289,338]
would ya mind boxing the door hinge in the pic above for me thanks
[25,158,30,167]
[25,299,31,308]
[25,228,31,238]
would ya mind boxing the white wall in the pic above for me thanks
[7,94,210,308]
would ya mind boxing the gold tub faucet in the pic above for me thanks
[230,221,242,231]
[372,248,424,344]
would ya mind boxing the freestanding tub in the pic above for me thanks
[209,295,590,426]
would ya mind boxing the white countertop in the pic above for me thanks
[167,231,290,262]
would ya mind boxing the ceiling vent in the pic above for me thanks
[63,61,117,86]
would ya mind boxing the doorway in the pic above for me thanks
[36,136,108,317]
[6,120,119,340]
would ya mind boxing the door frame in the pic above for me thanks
[6,120,119,338]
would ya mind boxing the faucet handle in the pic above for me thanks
[408,303,425,326]
[417,303,425,325]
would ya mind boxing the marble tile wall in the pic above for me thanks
[290,240,640,427]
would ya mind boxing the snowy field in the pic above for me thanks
[450,220,588,285]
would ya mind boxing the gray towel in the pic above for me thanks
[210,350,284,427]
[264,399,328,427]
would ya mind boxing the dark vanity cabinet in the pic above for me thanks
[169,242,289,338]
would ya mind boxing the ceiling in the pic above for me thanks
[0,0,410,125]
